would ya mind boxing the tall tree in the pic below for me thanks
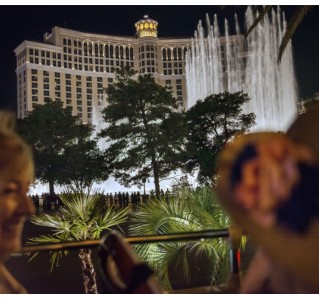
[17,100,107,194]
[182,91,255,184]
[61,124,110,193]
[100,67,186,198]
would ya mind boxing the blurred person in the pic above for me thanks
[216,105,319,293]
[0,111,35,293]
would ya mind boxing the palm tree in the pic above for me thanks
[129,186,232,290]
[245,5,313,63]
[27,191,130,294]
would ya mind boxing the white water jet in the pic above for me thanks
[185,6,298,132]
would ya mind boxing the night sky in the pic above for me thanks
[0,5,318,111]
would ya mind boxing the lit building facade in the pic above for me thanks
[14,15,191,122]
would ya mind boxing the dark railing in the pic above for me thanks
[16,229,230,254]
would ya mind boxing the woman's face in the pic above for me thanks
[0,158,35,260]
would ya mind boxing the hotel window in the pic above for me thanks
[31,69,37,74]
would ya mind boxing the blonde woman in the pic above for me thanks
[0,111,35,293]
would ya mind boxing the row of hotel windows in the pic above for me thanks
[27,52,184,74]
[18,71,185,118]
[63,38,135,59]
[62,38,189,61]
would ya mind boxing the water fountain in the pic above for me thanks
[185,6,298,132]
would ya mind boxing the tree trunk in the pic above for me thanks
[152,156,160,198]
[49,180,55,196]
[78,248,98,294]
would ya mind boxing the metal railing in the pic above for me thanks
[15,229,230,254]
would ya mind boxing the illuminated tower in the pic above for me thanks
[135,15,158,38]
[135,15,158,74]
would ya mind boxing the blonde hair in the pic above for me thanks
[0,110,34,174]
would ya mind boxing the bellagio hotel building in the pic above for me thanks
[14,16,191,122]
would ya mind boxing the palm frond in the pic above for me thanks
[27,191,130,273]
[245,6,273,37]
[277,5,313,63]
[129,186,232,288]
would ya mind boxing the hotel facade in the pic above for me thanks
[14,16,192,122]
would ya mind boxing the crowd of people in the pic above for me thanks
[28,188,174,212]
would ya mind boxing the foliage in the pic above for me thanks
[129,186,231,290]
[100,66,186,198]
[17,100,108,194]
[61,124,110,193]
[182,91,255,184]
[27,191,130,271]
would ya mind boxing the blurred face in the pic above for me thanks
[0,158,35,260]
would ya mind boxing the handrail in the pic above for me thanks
[14,229,229,255]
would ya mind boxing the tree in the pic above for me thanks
[61,124,110,193]
[182,91,255,184]
[129,186,232,290]
[100,66,186,198]
[27,191,130,294]
[17,100,108,194]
